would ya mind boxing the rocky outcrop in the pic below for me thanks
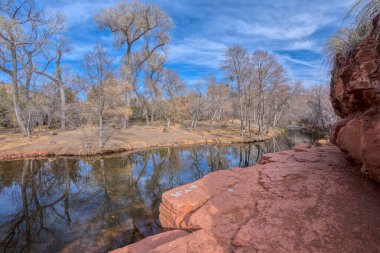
[330,15,380,182]
[112,145,380,252]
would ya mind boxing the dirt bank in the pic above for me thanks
[0,125,282,161]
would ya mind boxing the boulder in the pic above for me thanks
[330,106,380,181]
[330,15,380,182]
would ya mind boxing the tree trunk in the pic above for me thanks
[190,114,196,131]
[218,119,222,134]
[166,100,173,130]
[59,83,66,130]
[25,52,33,103]
[258,95,265,135]
[150,104,156,123]
[239,93,244,136]
[209,117,213,132]
[57,49,66,131]
[143,105,150,125]
[166,117,171,129]
[272,106,284,128]
[122,117,128,129]
[99,114,104,150]
[11,47,28,136]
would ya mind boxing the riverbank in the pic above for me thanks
[112,144,380,253]
[0,125,282,161]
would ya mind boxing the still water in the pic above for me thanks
[0,131,315,252]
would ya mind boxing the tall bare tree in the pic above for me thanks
[250,51,286,134]
[222,46,250,136]
[205,76,230,132]
[143,53,165,124]
[35,38,69,131]
[188,82,205,131]
[0,0,63,136]
[162,69,185,130]
[82,44,113,150]
[306,84,337,131]
[95,0,172,128]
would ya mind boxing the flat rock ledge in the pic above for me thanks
[112,145,380,253]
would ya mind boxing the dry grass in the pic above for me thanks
[325,0,380,65]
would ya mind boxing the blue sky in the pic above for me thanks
[4,0,355,88]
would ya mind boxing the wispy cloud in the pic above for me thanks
[229,16,323,41]
[168,38,227,68]
[159,0,354,85]
[285,40,318,51]
[279,55,319,69]
[43,0,112,25]
[34,0,356,86]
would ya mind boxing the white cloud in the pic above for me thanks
[168,38,227,68]
[275,54,330,86]
[285,40,318,51]
[279,55,319,69]
[38,0,357,86]
[44,0,112,25]
[230,19,320,41]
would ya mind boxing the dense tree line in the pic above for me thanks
[0,0,337,149]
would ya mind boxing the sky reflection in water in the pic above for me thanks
[0,131,314,252]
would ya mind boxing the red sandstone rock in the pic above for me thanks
[330,15,380,182]
[111,145,380,252]
[331,106,380,181]
[109,230,190,253]
[330,18,380,118]
[160,170,240,228]
[150,230,229,253]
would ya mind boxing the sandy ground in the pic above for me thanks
[0,124,280,160]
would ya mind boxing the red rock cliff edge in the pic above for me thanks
[330,15,380,182]
[111,145,380,253]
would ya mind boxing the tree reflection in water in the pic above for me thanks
[0,132,314,252]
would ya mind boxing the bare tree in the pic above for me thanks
[162,69,185,130]
[143,52,165,125]
[306,84,338,131]
[250,51,286,134]
[188,82,205,131]
[35,38,69,131]
[267,82,301,128]
[82,44,113,150]
[221,46,250,136]
[205,76,230,133]
[0,0,63,136]
[96,0,172,128]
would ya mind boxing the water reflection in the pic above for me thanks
[0,132,315,252]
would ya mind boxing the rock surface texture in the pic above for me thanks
[112,145,380,253]
[330,15,380,182]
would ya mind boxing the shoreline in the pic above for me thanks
[0,127,283,161]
